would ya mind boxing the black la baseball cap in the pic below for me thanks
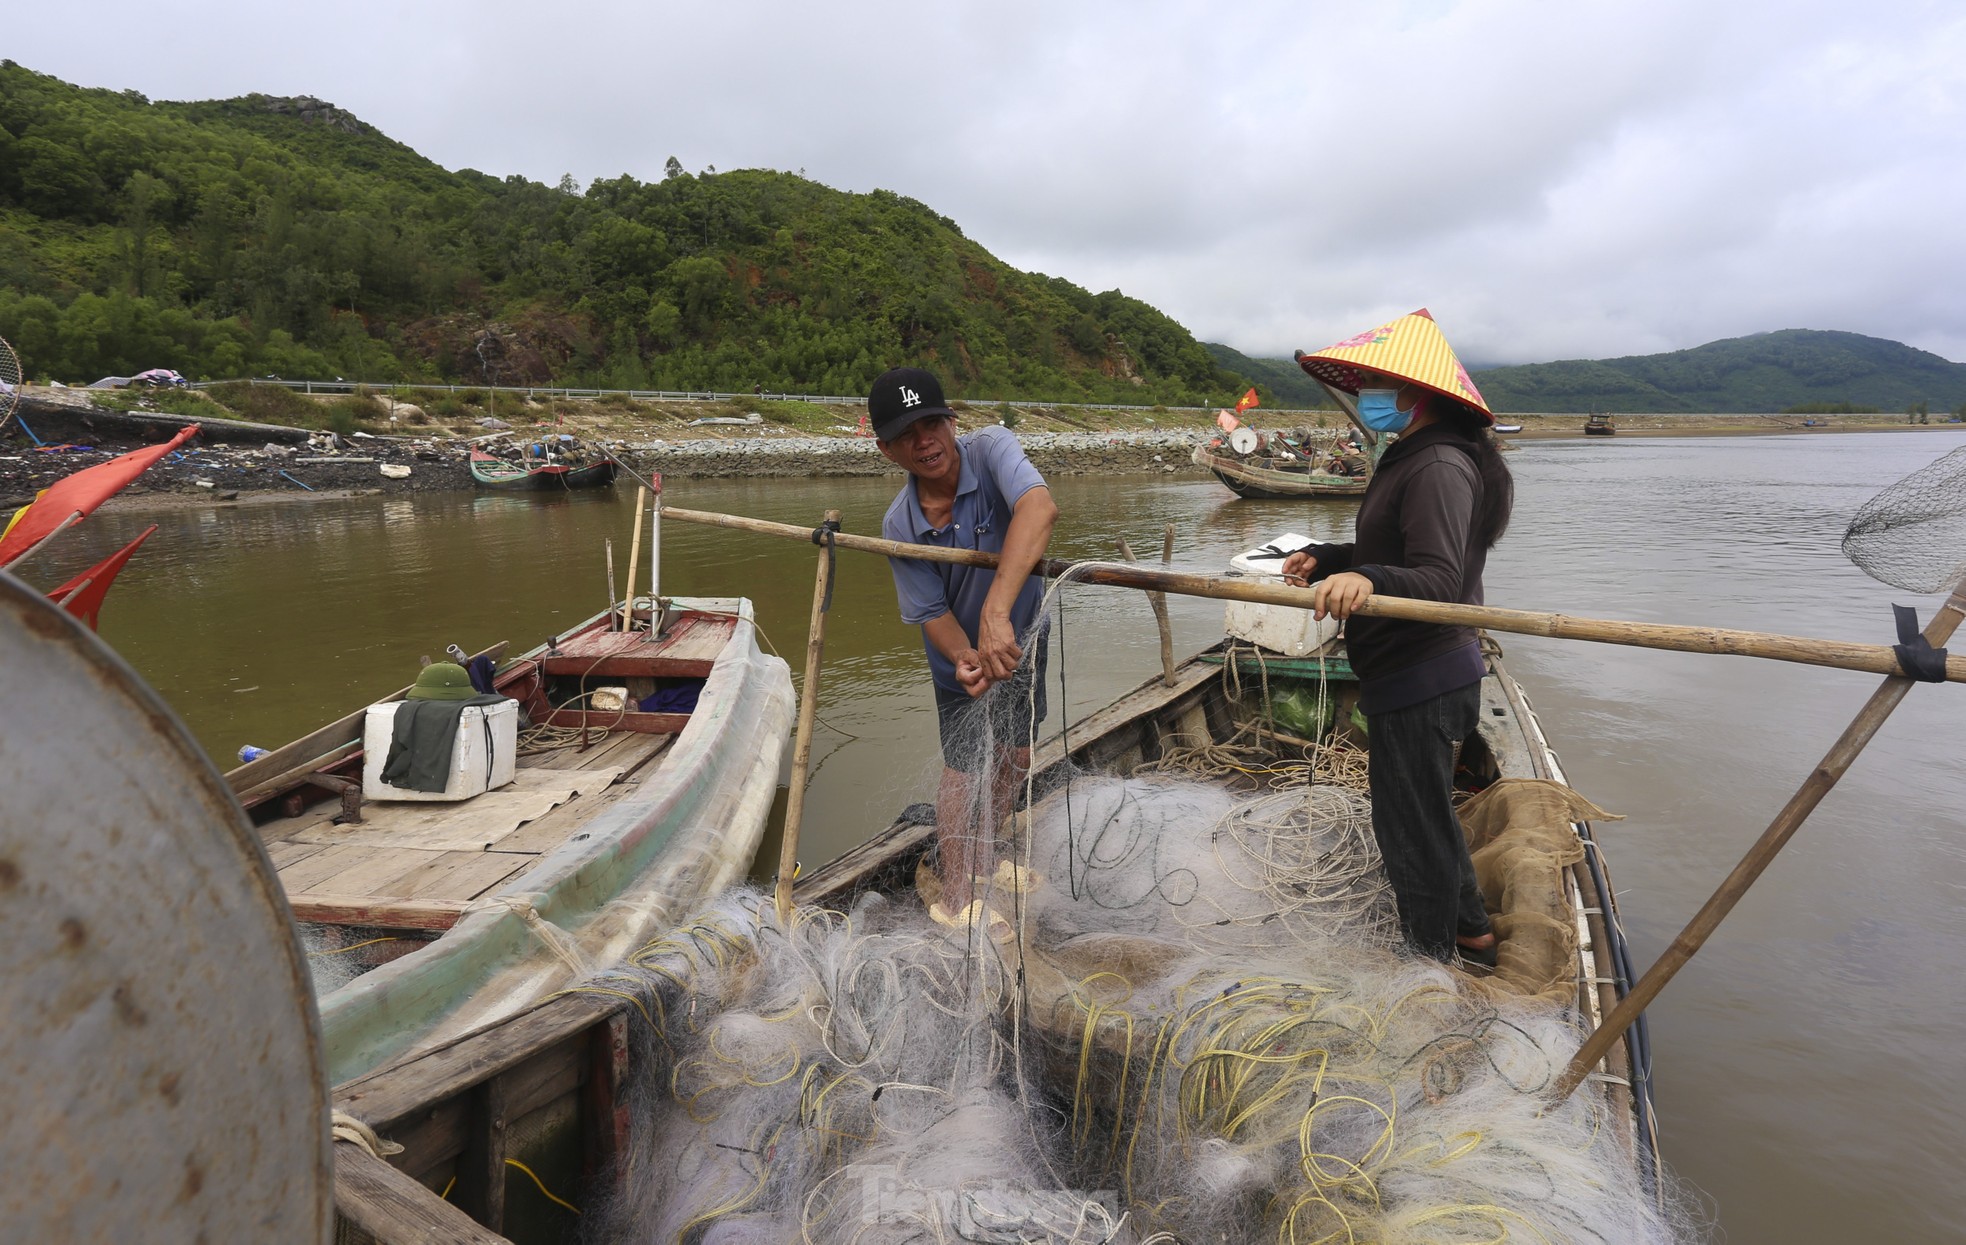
[868,366,955,441]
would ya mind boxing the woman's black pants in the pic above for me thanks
[1365,681,1491,960]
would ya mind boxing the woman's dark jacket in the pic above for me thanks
[1309,421,1487,714]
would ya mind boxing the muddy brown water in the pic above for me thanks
[27,430,1966,1242]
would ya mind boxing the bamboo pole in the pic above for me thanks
[603,539,617,625]
[620,486,647,631]
[660,504,1966,684]
[776,509,841,921]
[1117,533,1176,686]
[1554,576,1966,1100]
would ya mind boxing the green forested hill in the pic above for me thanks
[1468,330,1966,413]
[1203,342,1331,407]
[0,63,1245,403]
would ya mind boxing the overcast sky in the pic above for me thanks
[10,1,1964,366]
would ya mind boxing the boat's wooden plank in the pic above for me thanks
[289,896,467,932]
[333,1143,507,1245]
[276,843,385,894]
[533,708,690,734]
[523,729,643,772]
[796,819,932,906]
[455,1076,509,1231]
[234,741,364,810]
[392,852,535,903]
[225,641,510,794]
[592,730,673,776]
[335,991,625,1130]
[492,782,635,855]
[265,839,333,869]
[309,848,454,899]
[648,614,735,663]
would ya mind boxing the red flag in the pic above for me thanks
[1215,409,1240,433]
[0,425,197,567]
[1235,387,1261,414]
[48,525,158,631]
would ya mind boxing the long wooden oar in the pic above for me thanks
[775,510,841,921]
[662,504,1966,684]
[1553,571,1966,1099]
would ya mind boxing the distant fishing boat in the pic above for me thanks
[1191,435,1369,500]
[1494,422,1523,434]
[469,435,619,490]
[1584,412,1618,436]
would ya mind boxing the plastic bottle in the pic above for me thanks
[239,745,270,763]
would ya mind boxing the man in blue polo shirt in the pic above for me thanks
[872,366,1058,917]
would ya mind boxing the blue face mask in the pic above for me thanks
[1356,388,1412,433]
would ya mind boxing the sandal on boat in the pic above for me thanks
[1455,934,1499,970]
[927,898,1015,944]
[986,859,1043,895]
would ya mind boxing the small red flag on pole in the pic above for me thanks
[1235,387,1261,414]
[1215,409,1240,433]
[48,524,158,631]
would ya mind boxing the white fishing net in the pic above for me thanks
[577,584,1698,1243]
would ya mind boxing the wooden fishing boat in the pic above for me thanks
[1585,412,1618,436]
[325,628,1658,1243]
[226,598,793,1088]
[1191,440,1369,499]
[468,445,619,490]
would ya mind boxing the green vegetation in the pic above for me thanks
[1203,342,1333,408]
[0,63,1248,406]
[1469,330,1966,413]
[1783,401,1881,414]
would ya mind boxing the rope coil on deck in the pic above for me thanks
[329,1111,403,1160]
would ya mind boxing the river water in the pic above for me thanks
[32,429,1966,1242]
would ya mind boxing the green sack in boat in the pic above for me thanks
[1269,684,1334,738]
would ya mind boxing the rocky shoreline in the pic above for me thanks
[4,387,1957,511]
[1,389,1199,509]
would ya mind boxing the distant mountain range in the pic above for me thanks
[1467,330,1966,413]
[1209,330,1964,415]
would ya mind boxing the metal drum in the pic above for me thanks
[0,573,331,1242]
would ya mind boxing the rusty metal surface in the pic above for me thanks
[0,572,331,1242]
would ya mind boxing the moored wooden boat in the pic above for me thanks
[1585,412,1618,435]
[1190,440,1370,499]
[468,445,619,490]
[227,598,793,1087]
[324,628,1659,1243]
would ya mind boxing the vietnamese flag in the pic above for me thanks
[1235,387,1261,413]
[0,425,197,568]
[47,525,158,631]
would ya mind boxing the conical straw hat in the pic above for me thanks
[1295,308,1492,423]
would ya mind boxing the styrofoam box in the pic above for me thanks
[362,699,518,801]
[1225,533,1339,656]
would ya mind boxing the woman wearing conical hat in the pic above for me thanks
[1283,310,1513,968]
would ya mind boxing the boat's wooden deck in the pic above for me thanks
[261,728,676,933]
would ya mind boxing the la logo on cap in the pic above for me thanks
[900,385,921,408]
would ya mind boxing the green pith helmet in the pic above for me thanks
[407,662,476,701]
